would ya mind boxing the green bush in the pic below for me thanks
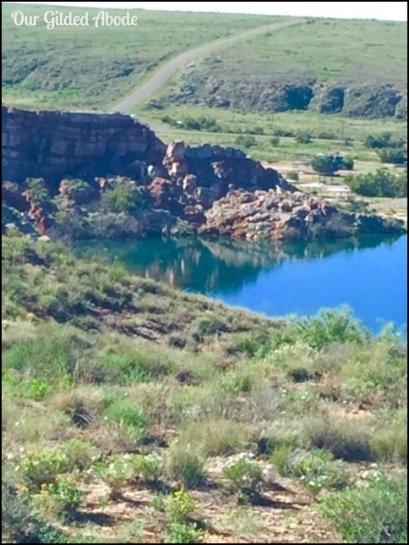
[295,132,313,144]
[318,473,407,543]
[377,147,407,165]
[365,132,406,149]
[235,134,257,149]
[286,170,299,181]
[288,449,350,495]
[344,168,407,198]
[102,184,153,214]
[222,457,262,492]
[270,136,280,146]
[288,307,369,351]
[166,443,206,489]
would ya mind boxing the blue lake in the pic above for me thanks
[77,234,407,336]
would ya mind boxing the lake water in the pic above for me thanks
[77,235,407,336]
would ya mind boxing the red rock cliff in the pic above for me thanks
[2,106,166,190]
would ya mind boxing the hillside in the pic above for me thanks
[1,4,280,111]
[2,5,407,118]
[2,235,407,544]
[150,18,407,119]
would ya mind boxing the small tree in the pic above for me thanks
[311,155,337,175]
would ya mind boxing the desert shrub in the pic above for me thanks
[303,411,374,462]
[318,473,407,543]
[287,448,350,495]
[60,439,101,471]
[132,453,163,482]
[223,456,262,493]
[2,474,68,543]
[164,522,204,544]
[317,131,336,140]
[103,398,148,433]
[345,168,407,198]
[166,442,206,488]
[53,388,105,428]
[235,134,257,149]
[273,128,294,137]
[286,170,299,181]
[17,448,71,490]
[179,417,246,456]
[92,454,138,496]
[370,410,407,464]
[247,126,264,135]
[102,184,153,214]
[285,307,369,351]
[377,147,407,165]
[365,132,406,149]
[31,476,84,521]
[295,131,312,144]
[163,490,204,543]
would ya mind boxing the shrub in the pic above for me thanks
[235,134,257,149]
[34,476,84,521]
[164,522,204,544]
[311,154,335,175]
[318,473,407,543]
[377,147,407,165]
[273,128,294,137]
[179,418,246,456]
[61,439,101,471]
[288,307,369,350]
[270,136,280,146]
[103,398,147,428]
[365,132,406,149]
[102,184,153,214]
[303,411,374,462]
[286,170,299,181]
[166,443,206,488]
[92,454,137,496]
[18,448,70,490]
[295,132,312,144]
[288,449,350,495]
[133,453,163,482]
[223,456,262,493]
[344,168,407,198]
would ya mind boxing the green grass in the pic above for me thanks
[1,4,280,110]
[1,234,407,543]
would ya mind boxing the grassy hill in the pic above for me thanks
[2,234,407,544]
[149,18,407,118]
[2,5,407,119]
[1,4,278,110]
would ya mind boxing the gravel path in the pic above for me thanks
[111,19,304,113]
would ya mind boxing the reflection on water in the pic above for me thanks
[77,234,407,334]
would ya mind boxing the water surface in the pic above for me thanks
[77,235,407,335]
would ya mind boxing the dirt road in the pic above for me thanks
[111,19,304,113]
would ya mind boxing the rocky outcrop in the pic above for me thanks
[201,189,405,241]
[2,106,166,190]
[1,106,405,242]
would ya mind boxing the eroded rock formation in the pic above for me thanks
[1,106,405,241]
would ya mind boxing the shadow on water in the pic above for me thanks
[76,234,403,293]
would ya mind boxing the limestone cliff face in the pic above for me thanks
[1,106,166,190]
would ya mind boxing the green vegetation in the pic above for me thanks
[134,104,406,164]
[345,169,407,198]
[2,234,407,543]
[1,4,280,111]
[150,18,406,117]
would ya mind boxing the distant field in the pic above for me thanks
[133,104,407,163]
[1,4,278,110]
